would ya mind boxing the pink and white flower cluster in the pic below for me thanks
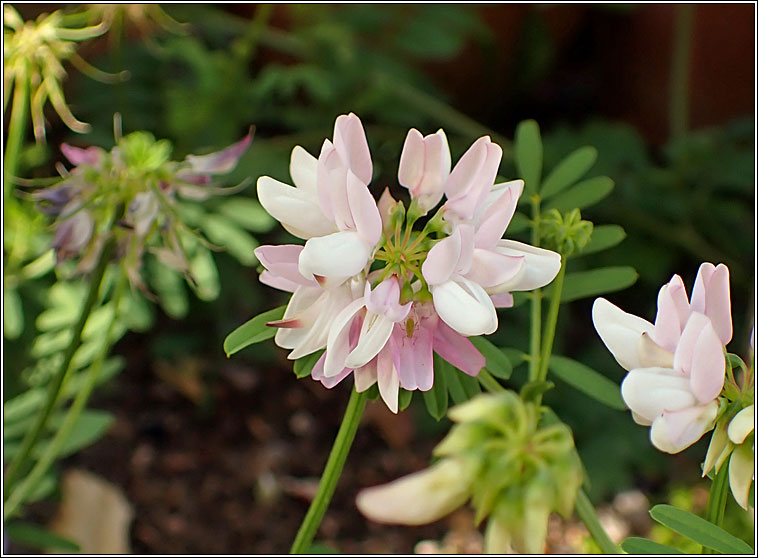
[256,113,561,412]
[593,263,732,453]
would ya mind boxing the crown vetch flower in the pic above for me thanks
[254,114,561,412]
[35,127,252,287]
[593,263,732,453]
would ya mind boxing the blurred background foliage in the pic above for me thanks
[4,2,754,551]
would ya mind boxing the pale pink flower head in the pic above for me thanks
[398,128,451,214]
[593,262,733,453]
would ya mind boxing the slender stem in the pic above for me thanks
[4,271,127,520]
[535,259,567,404]
[575,489,622,554]
[528,197,543,383]
[4,76,29,198]
[478,368,505,393]
[705,464,730,528]
[290,388,368,554]
[669,4,694,140]
[3,238,115,493]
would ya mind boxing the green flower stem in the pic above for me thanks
[535,258,567,402]
[4,269,127,520]
[478,368,505,393]
[669,4,695,140]
[3,237,115,494]
[705,464,730,534]
[528,197,543,383]
[575,489,622,554]
[290,388,368,554]
[4,75,29,199]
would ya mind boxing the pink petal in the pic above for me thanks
[444,139,502,221]
[433,321,485,377]
[690,263,715,314]
[60,143,104,167]
[706,264,732,345]
[255,245,316,290]
[689,318,726,403]
[444,136,488,201]
[185,127,252,175]
[474,183,518,249]
[490,293,514,308]
[333,113,373,185]
[672,312,711,377]
[398,128,425,191]
[653,282,686,353]
[392,322,435,391]
[312,352,352,389]
[346,170,382,245]
[365,276,412,322]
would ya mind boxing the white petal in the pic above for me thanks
[354,361,378,392]
[377,353,400,414]
[650,402,718,453]
[345,313,394,369]
[432,278,497,336]
[290,145,319,193]
[288,286,354,360]
[274,286,324,350]
[257,176,335,239]
[323,298,366,377]
[422,227,463,286]
[490,240,561,292]
[621,367,696,423]
[298,231,370,283]
[355,458,473,525]
[728,405,755,444]
[729,444,754,510]
[592,298,655,371]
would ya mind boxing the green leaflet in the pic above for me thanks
[559,266,638,302]
[224,305,286,356]
[649,504,754,554]
[548,355,626,411]
[540,146,598,199]
[515,120,543,195]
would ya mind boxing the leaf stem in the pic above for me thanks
[535,258,567,404]
[528,197,542,384]
[4,269,127,520]
[478,368,505,393]
[3,237,115,494]
[704,464,730,536]
[4,76,29,199]
[575,489,622,554]
[290,388,368,554]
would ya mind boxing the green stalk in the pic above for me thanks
[528,197,542,383]
[290,388,368,554]
[478,368,505,394]
[535,259,567,403]
[575,489,622,554]
[3,237,115,493]
[704,465,730,536]
[669,4,694,140]
[4,270,127,520]
[4,75,29,199]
